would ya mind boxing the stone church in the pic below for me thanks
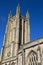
[0,4,43,65]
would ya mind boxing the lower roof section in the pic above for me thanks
[18,37,43,53]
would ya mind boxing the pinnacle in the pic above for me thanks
[26,10,29,19]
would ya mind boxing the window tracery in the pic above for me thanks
[27,50,38,65]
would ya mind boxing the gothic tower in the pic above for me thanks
[1,4,43,65]
[1,4,30,65]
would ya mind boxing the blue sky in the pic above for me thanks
[0,0,43,54]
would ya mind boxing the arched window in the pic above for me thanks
[27,50,38,65]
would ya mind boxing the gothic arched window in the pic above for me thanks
[27,50,38,65]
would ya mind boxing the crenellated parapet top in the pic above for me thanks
[8,4,30,23]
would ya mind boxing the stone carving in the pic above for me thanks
[11,62,15,65]
[7,51,11,57]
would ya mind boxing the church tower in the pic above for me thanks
[1,4,30,65]
[1,4,43,65]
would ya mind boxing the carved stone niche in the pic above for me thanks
[37,46,40,51]
[37,46,41,65]
[7,51,11,57]
[8,62,11,65]
[5,64,7,65]
[11,62,15,65]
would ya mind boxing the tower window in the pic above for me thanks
[19,18,22,48]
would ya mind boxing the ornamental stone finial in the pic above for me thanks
[26,10,29,19]
[16,4,20,15]
[8,10,12,19]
